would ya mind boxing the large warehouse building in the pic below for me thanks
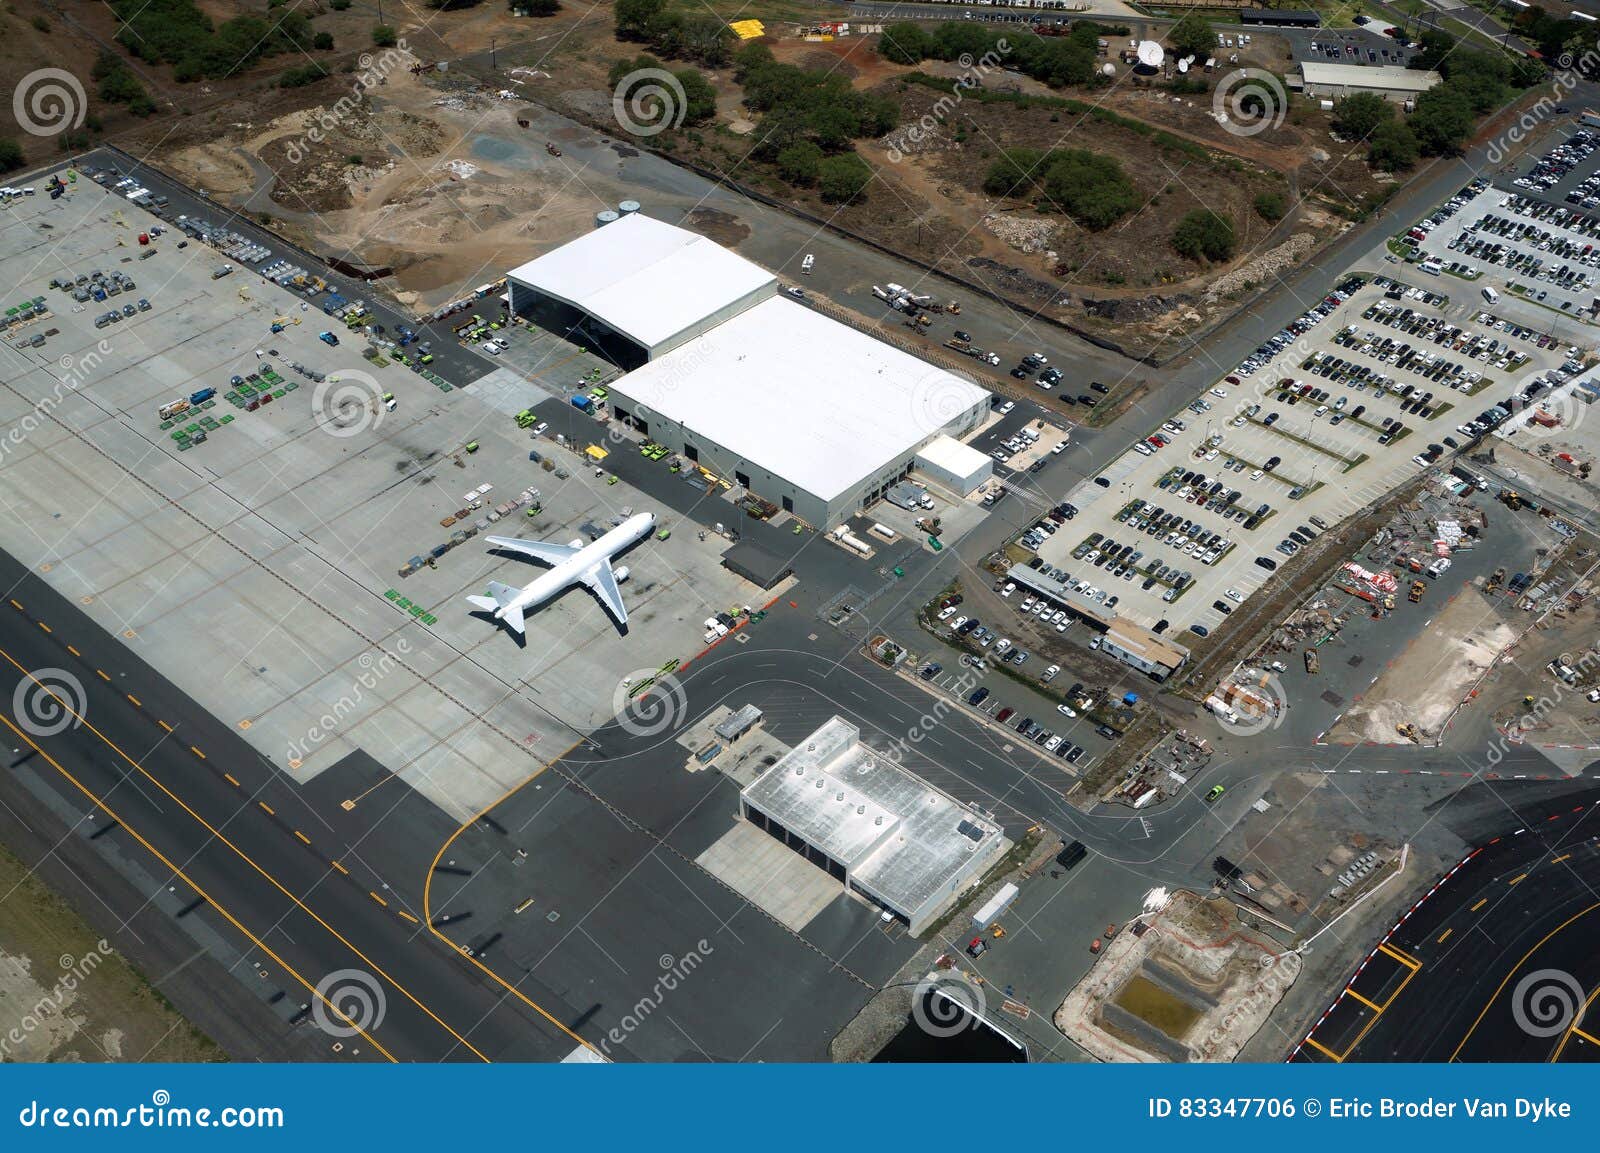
[511,215,990,527]
[1295,62,1441,105]
[506,214,777,368]
[740,717,1010,934]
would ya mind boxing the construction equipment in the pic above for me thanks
[1396,722,1421,743]
[1409,579,1426,603]
[1303,648,1319,675]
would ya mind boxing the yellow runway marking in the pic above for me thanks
[1470,898,1488,912]
[294,830,311,845]
[66,645,80,657]
[95,669,110,681]
[37,621,50,634]
[1452,901,1600,1061]
[1379,942,1422,970]
[1437,928,1453,944]
[330,860,349,875]
[1304,1034,1344,1062]
[1345,988,1385,1012]
[396,910,419,925]
[258,802,275,816]
[369,891,388,908]
[189,745,205,760]
[1509,872,1527,886]
[223,773,240,787]
[0,712,396,1061]
[0,646,490,1063]
[1551,854,1571,865]
[157,720,172,733]
[126,694,140,707]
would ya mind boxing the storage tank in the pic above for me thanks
[618,199,641,216]
[594,209,620,228]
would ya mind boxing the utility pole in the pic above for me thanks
[491,37,499,71]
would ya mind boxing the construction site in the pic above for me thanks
[1055,890,1298,1063]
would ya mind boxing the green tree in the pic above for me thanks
[878,21,931,65]
[1409,86,1474,155]
[776,140,823,185]
[313,31,334,50]
[1367,119,1420,170]
[1172,209,1235,262]
[982,148,1046,198]
[674,67,716,125]
[0,139,24,173]
[615,0,664,41]
[1331,92,1393,141]
[372,24,398,47]
[817,153,872,203]
[1411,28,1457,71]
[1253,190,1287,222]
[1041,149,1140,230]
[1167,14,1217,61]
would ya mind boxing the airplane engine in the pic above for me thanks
[613,566,630,583]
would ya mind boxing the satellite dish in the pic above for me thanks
[1101,62,1116,76]
[1177,58,1190,73]
[1136,40,1165,68]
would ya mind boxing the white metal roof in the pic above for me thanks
[505,214,775,350]
[613,297,990,501]
[916,433,992,477]
[1299,62,1441,93]
[741,718,1005,915]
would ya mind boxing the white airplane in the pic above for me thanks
[468,511,655,633]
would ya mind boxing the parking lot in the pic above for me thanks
[1009,272,1564,636]
[1406,180,1600,322]
[0,169,759,822]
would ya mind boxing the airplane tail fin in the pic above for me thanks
[467,582,526,632]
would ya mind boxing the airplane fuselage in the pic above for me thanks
[495,511,654,622]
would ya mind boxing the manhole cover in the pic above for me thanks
[1320,690,1345,707]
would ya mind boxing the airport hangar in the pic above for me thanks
[506,214,992,528]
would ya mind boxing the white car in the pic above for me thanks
[1250,469,1264,480]
[1052,440,1068,454]
[951,616,968,631]
[801,253,815,273]
[937,605,957,620]
[480,341,501,355]
[1088,636,1102,651]
[1210,387,1227,398]
[1057,702,1077,717]
[1042,664,1061,682]
[1134,442,1154,456]
[1001,582,1016,597]
[1225,588,1243,602]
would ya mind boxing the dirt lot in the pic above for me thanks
[106,6,1393,358]
[0,844,222,1061]
[1331,583,1517,743]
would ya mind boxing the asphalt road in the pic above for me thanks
[1294,790,1600,1062]
[0,550,594,1063]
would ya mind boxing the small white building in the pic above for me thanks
[915,434,994,497]
[740,718,1011,934]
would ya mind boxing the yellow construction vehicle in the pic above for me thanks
[1396,722,1420,743]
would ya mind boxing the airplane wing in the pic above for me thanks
[485,536,580,567]
[580,559,628,627]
